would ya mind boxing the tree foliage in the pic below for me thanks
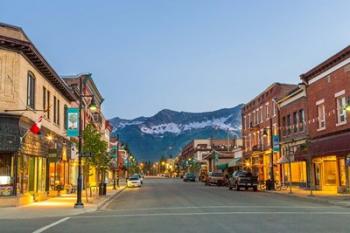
[82,124,109,180]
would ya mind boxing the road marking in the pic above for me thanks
[75,211,350,218]
[32,217,70,233]
[104,205,336,212]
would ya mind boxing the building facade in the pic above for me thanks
[0,23,76,206]
[277,84,309,188]
[301,46,350,193]
[241,83,297,183]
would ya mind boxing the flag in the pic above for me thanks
[30,115,43,134]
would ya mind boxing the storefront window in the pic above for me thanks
[339,158,346,186]
[324,160,337,186]
[0,154,14,196]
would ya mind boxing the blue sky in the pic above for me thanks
[2,0,350,119]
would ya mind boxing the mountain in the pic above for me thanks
[110,104,243,161]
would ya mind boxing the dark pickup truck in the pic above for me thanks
[228,170,258,191]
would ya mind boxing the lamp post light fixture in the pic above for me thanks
[74,75,98,209]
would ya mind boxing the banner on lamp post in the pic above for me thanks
[273,135,280,152]
[66,108,79,137]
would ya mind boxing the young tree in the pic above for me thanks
[82,124,109,186]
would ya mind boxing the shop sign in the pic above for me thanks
[66,108,79,137]
[273,135,280,152]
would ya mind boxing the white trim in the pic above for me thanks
[316,99,324,105]
[334,90,345,98]
[309,57,350,84]
[279,90,306,108]
[317,127,326,132]
[336,121,347,127]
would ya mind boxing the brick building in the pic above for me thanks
[300,45,350,193]
[241,83,297,182]
[277,84,309,188]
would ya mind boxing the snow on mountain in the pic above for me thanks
[140,115,240,135]
[109,104,243,161]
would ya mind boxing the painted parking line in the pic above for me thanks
[74,211,350,219]
[32,217,70,233]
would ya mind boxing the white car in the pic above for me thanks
[127,176,142,187]
[133,173,144,184]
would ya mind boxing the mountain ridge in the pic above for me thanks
[110,104,243,161]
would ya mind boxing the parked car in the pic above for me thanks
[183,173,196,182]
[127,175,142,188]
[133,173,144,184]
[228,170,258,191]
[205,172,226,186]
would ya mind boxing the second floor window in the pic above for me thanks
[317,103,326,129]
[299,109,305,131]
[293,111,298,133]
[336,95,346,124]
[282,116,286,136]
[265,103,269,119]
[27,72,35,109]
[287,114,291,135]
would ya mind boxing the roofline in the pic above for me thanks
[0,23,76,101]
[244,82,297,108]
[300,45,350,81]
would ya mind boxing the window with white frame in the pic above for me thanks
[265,103,269,119]
[260,107,263,123]
[317,102,326,129]
[272,101,276,116]
[252,111,256,126]
[336,95,346,124]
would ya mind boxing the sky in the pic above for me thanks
[2,0,350,119]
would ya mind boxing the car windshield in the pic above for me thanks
[129,177,139,180]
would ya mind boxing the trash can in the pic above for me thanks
[266,179,274,190]
[99,183,107,196]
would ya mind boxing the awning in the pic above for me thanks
[228,157,242,167]
[216,163,228,170]
[309,131,350,157]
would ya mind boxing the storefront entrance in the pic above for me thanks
[313,156,338,192]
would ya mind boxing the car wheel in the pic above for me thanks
[229,186,233,190]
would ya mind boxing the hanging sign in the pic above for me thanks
[273,135,280,152]
[66,108,79,137]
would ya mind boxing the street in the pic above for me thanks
[1,178,350,233]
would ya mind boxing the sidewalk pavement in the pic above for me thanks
[0,184,126,219]
[265,187,350,208]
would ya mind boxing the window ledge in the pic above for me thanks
[336,121,347,127]
[317,127,326,132]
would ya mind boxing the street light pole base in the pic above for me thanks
[74,203,84,209]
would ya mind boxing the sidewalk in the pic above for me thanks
[265,187,350,208]
[0,184,126,219]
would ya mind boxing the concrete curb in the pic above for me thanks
[264,190,350,208]
[97,186,126,210]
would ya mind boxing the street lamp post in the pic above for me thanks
[74,76,97,209]
[263,117,275,190]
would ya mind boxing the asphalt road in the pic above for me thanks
[2,178,350,233]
